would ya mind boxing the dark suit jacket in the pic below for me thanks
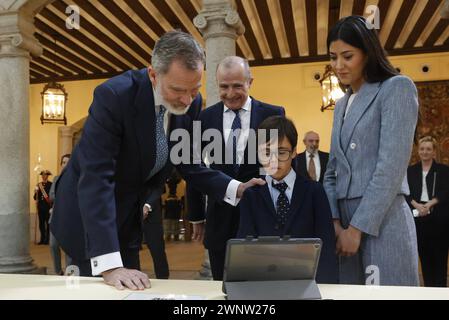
[406,160,449,225]
[237,174,338,284]
[295,151,329,183]
[51,68,233,261]
[187,98,285,250]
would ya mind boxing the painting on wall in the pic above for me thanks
[411,80,449,166]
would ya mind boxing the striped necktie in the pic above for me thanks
[229,109,242,175]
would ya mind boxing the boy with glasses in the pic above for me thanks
[237,116,338,283]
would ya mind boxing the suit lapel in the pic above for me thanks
[259,183,277,217]
[318,151,327,181]
[212,103,225,165]
[284,177,307,233]
[299,153,308,179]
[133,69,156,182]
[215,103,225,146]
[333,93,349,157]
[340,81,382,153]
[249,97,262,130]
[243,98,262,166]
[426,161,437,199]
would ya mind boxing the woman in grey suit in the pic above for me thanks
[323,16,419,286]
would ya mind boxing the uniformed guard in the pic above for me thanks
[34,170,52,244]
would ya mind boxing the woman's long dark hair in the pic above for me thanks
[327,15,398,83]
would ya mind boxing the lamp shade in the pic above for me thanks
[319,65,345,112]
[41,81,67,125]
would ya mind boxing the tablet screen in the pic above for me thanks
[223,238,322,282]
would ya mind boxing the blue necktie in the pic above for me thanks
[148,105,168,180]
[272,181,290,226]
[229,109,241,175]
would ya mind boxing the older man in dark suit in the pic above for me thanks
[295,131,329,184]
[187,56,285,280]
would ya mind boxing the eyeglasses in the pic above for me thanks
[260,149,293,162]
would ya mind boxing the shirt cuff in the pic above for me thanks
[223,179,242,206]
[190,219,206,224]
[91,252,124,276]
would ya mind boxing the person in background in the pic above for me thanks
[34,170,52,245]
[49,154,72,275]
[164,169,183,241]
[142,188,170,280]
[295,131,329,184]
[407,136,449,287]
[323,15,419,286]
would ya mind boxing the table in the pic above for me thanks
[1,274,449,300]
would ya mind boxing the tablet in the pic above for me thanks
[223,237,322,282]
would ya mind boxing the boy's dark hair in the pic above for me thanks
[258,116,298,149]
[60,153,71,165]
[327,15,398,83]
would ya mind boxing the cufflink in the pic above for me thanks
[93,260,98,267]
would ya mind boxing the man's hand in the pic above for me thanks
[143,204,152,220]
[237,178,266,198]
[102,267,151,291]
[336,225,362,257]
[191,222,205,242]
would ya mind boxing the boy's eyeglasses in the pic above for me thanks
[261,149,293,162]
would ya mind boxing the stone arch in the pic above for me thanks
[6,0,54,15]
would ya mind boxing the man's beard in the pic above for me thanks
[154,83,190,116]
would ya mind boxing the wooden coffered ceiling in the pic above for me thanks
[30,0,449,84]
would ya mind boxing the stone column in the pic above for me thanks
[193,0,245,280]
[0,1,48,273]
[194,0,245,105]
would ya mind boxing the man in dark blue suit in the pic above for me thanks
[237,116,338,283]
[51,32,263,290]
[187,56,285,280]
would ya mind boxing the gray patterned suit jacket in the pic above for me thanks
[323,75,419,237]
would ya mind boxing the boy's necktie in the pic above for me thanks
[272,181,290,226]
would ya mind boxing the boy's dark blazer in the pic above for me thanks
[237,174,338,284]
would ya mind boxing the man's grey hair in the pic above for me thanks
[151,31,205,74]
[216,56,252,81]
[303,131,319,140]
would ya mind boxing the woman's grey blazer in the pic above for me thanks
[323,75,419,237]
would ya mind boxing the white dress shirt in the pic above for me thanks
[344,93,357,119]
[306,150,321,182]
[265,168,296,207]
[90,92,242,275]
[223,97,252,165]
[420,171,430,202]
